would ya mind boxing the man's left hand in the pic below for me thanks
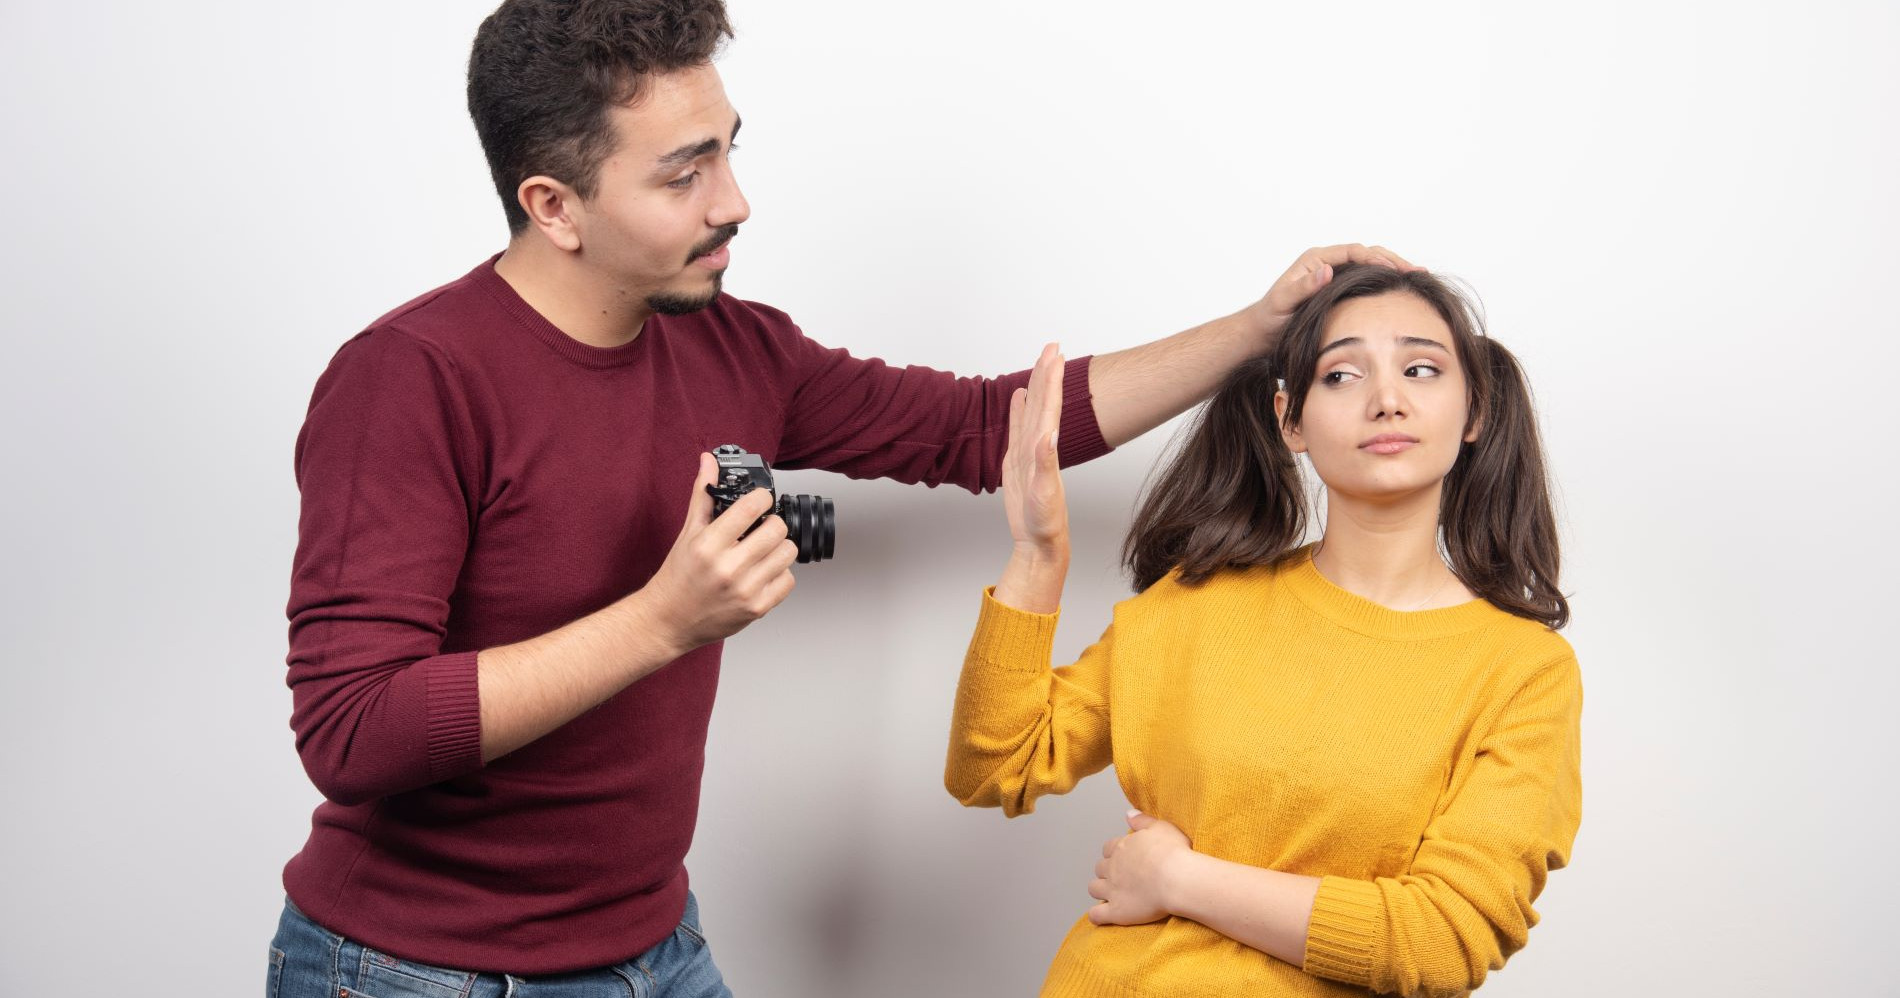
[1242,243,1423,348]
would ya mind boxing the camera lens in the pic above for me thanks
[776,493,835,564]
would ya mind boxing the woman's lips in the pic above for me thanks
[1360,434,1419,455]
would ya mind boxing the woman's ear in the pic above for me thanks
[1463,341,1490,444]
[1274,390,1306,454]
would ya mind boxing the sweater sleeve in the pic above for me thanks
[772,325,1110,494]
[1302,655,1584,997]
[944,589,1115,817]
[283,329,485,806]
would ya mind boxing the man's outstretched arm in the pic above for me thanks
[774,244,1419,493]
[1086,244,1419,447]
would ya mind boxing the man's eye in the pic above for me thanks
[667,172,699,189]
[1405,363,1441,378]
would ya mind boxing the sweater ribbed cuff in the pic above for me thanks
[423,650,484,780]
[1056,355,1112,468]
[1303,875,1381,987]
[967,587,1061,673]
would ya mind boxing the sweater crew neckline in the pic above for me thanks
[1281,545,1499,640]
[473,254,658,370]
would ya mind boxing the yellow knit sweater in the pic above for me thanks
[945,549,1582,998]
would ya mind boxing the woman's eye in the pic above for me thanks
[1320,370,1355,386]
[1405,363,1441,378]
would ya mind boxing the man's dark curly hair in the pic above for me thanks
[468,0,734,234]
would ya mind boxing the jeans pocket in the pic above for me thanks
[676,891,708,947]
[350,946,479,998]
[267,947,285,998]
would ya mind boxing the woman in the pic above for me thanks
[945,259,1581,997]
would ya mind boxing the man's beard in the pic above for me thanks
[647,273,723,316]
[648,224,738,316]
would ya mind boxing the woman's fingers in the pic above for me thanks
[1023,343,1058,436]
[1007,386,1027,466]
[1041,353,1064,466]
[1003,343,1070,548]
[1020,344,1064,497]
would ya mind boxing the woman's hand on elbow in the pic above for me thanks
[1086,809,1193,926]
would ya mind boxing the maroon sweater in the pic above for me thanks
[283,257,1108,973]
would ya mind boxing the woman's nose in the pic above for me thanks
[1367,375,1408,420]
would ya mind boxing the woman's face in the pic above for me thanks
[1275,291,1478,505]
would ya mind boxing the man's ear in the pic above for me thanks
[1274,390,1306,454]
[516,175,584,252]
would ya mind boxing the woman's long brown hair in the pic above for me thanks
[1122,264,1569,629]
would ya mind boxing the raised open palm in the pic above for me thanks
[1003,343,1067,553]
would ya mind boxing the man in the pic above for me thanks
[268,1,1409,995]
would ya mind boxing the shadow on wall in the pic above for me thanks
[696,463,1145,994]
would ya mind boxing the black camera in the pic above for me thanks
[705,444,835,564]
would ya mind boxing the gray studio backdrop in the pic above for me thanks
[2,1,1895,995]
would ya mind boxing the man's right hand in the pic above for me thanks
[474,453,797,763]
[642,451,801,655]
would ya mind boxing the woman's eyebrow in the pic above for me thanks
[1316,334,1451,359]
[1316,336,1361,359]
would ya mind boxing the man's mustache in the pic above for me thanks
[688,225,740,265]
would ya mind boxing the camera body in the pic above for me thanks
[705,444,835,563]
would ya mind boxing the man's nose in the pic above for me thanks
[709,163,750,228]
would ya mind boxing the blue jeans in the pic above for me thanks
[266,893,734,998]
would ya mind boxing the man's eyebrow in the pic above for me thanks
[654,137,720,174]
[651,115,743,176]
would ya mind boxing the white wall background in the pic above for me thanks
[2,1,1895,995]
